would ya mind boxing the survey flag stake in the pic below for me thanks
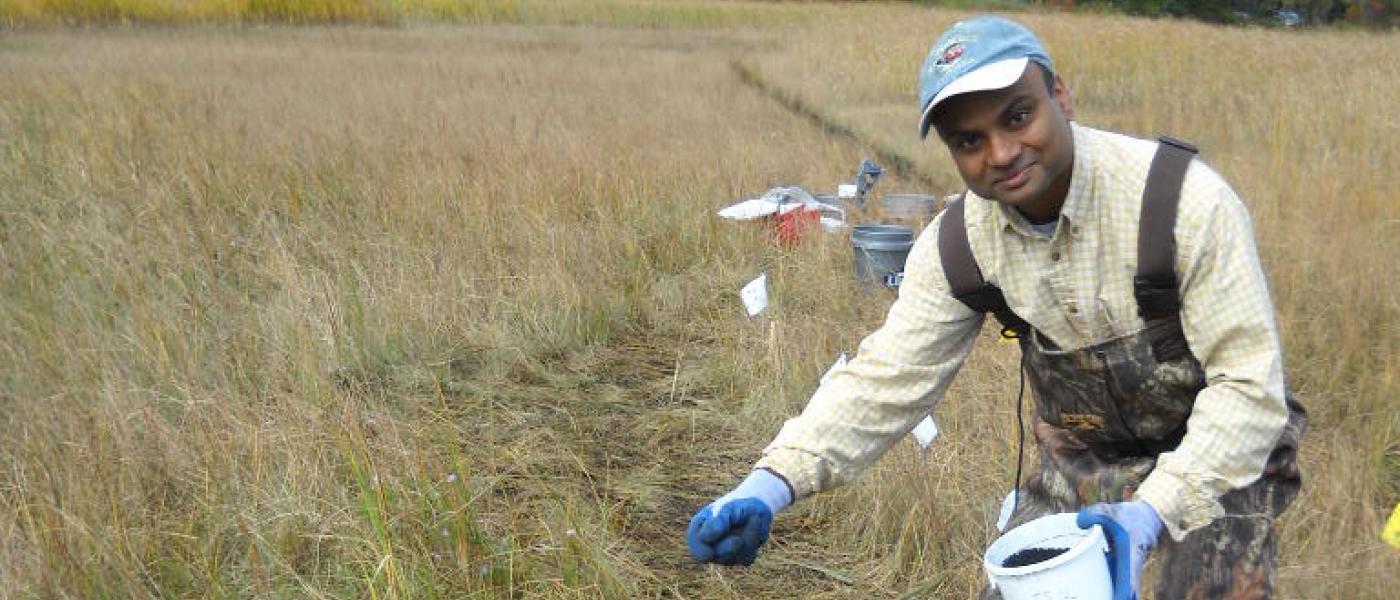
[740,273,769,317]
[911,413,939,449]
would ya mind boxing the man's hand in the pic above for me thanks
[686,469,791,566]
[1077,500,1164,600]
[686,498,773,565]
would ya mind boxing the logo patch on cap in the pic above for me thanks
[937,42,964,66]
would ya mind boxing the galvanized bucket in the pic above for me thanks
[879,193,940,230]
[851,225,914,290]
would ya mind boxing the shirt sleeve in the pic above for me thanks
[755,213,984,500]
[1133,168,1291,540]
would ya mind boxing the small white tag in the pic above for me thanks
[911,414,939,449]
[820,353,849,384]
[739,273,768,317]
[996,490,1018,532]
[837,183,858,198]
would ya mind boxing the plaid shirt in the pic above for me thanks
[756,123,1290,540]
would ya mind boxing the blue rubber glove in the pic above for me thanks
[1077,500,1163,600]
[686,469,792,566]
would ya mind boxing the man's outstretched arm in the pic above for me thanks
[687,212,984,565]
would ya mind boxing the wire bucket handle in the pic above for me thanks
[855,244,905,290]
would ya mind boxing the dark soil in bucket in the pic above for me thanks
[1002,547,1068,568]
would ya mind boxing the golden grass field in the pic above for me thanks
[1,1,1397,598]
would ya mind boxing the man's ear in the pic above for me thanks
[1051,74,1074,120]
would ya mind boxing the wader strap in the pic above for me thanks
[1135,136,1199,319]
[939,195,1030,338]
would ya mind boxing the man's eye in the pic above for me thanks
[953,136,980,152]
[1008,110,1032,127]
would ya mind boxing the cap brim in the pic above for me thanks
[918,57,1030,140]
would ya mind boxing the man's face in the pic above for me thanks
[931,64,1075,221]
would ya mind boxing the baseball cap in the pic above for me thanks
[917,15,1054,139]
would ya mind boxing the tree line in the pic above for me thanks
[955,1,1396,26]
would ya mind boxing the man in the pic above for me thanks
[686,14,1305,599]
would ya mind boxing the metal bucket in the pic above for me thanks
[879,193,940,230]
[818,193,870,225]
[851,225,914,290]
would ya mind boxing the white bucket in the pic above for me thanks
[983,512,1114,600]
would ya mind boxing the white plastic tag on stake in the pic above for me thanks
[911,414,939,449]
[996,490,1018,532]
[837,183,858,199]
[820,353,849,384]
[739,273,768,317]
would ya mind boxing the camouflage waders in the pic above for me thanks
[940,138,1307,599]
[987,319,1306,600]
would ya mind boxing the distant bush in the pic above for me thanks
[1062,0,1394,26]
[243,0,391,23]
[915,0,1394,27]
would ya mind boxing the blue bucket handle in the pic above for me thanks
[1075,509,1136,600]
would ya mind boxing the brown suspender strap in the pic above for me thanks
[1135,136,1198,319]
[939,195,1029,338]
[939,195,981,296]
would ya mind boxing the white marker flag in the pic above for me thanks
[911,414,939,449]
[997,490,1019,532]
[739,273,768,317]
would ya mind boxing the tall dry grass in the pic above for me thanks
[0,0,813,27]
[0,3,1395,599]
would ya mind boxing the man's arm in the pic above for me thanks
[1133,169,1291,540]
[755,212,984,501]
